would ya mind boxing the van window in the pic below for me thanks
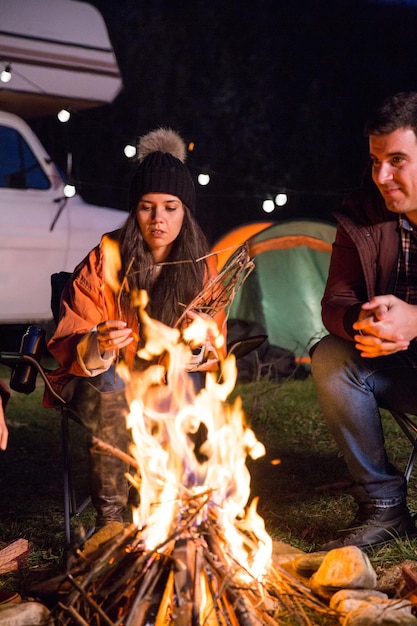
[0,125,50,190]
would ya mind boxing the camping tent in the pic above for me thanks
[211,219,337,364]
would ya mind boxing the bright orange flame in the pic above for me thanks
[102,235,122,294]
[116,290,271,580]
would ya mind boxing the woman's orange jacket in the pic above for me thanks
[44,231,226,407]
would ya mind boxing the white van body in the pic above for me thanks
[0,0,122,118]
[0,110,127,324]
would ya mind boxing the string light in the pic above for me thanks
[64,184,76,198]
[198,173,210,186]
[275,192,288,206]
[262,198,275,213]
[124,144,136,158]
[57,108,71,123]
[0,64,12,83]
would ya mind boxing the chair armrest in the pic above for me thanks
[0,352,66,405]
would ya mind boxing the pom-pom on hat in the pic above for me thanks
[129,127,196,213]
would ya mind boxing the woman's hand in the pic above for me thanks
[97,320,134,354]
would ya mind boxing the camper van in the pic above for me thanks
[0,110,126,325]
[0,0,127,328]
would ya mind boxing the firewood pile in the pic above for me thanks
[52,508,334,626]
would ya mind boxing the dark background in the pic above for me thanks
[31,0,417,245]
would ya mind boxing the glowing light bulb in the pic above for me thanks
[0,66,12,83]
[64,184,76,198]
[57,109,71,123]
[262,199,275,213]
[198,173,210,186]
[124,144,136,158]
[275,193,288,206]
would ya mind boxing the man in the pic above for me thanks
[311,91,417,550]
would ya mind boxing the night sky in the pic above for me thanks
[32,0,417,244]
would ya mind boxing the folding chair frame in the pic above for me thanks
[390,410,417,483]
[61,410,92,549]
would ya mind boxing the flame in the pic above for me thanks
[116,289,272,581]
[102,234,122,294]
[52,251,337,626]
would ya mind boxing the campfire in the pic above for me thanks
[51,253,335,625]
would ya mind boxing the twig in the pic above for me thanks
[56,603,92,626]
[65,573,116,626]
[124,556,171,626]
[91,436,139,468]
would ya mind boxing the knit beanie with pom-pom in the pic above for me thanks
[128,127,195,213]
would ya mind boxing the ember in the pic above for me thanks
[52,258,334,625]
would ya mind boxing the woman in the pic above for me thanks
[45,128,226,533]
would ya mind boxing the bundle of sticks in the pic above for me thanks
[175,243,255,327]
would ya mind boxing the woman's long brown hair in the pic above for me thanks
[117,206,210,327]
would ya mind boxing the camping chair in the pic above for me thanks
[389,411,417,483]
[227,334,267,361]
[51,271,93,550]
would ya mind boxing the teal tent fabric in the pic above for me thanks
[220,219,336,361]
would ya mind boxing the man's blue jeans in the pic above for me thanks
[311,334,417,507]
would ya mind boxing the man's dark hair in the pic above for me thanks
[364,91,417,136]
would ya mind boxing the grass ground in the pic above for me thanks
[1,365,417,623]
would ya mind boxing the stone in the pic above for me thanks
[342,598,417,625]
[271,539,304,565]
[0,601,53,625]
[292,551,328,576]
[311,546,377,590]
[330,588,388,613]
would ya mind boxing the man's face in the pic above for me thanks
[370,127,417,224]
